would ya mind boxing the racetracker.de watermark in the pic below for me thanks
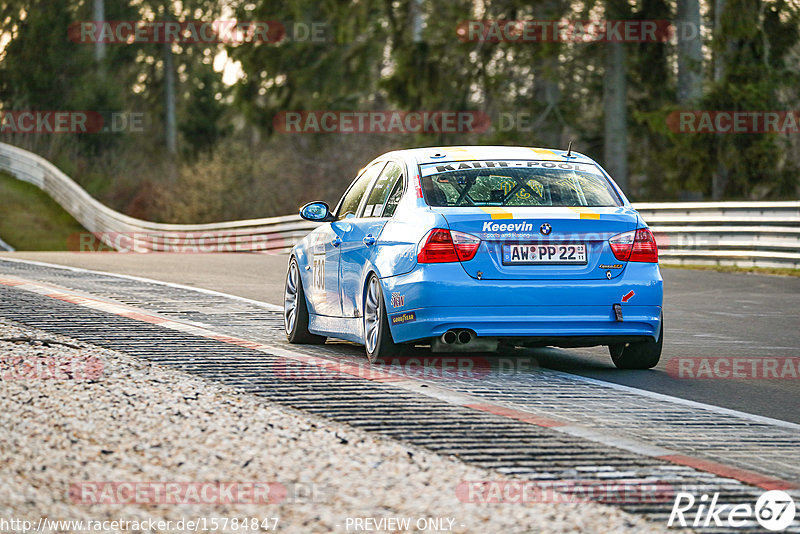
[273,356,539,381]
[666,357,800,380]
[0,111,144,134]
[667,111,800,134]
[456,480,675,504]
[69,482,303,504]
[68,232,287,253]
[69,21,288,44]
[1,355,103,381]
[456,19,675,42]
[273,111,491,134]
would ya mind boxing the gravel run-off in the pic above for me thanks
[0,318,669,533]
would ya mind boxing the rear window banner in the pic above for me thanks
[419,160,604,178]
[419,160,620,208]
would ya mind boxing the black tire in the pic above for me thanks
[284,258,326,344]
[363,275,400,362]
[609,320,663,369]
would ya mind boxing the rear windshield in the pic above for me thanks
[419,160,621,207]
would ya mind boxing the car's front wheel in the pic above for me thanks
[284,258,326,344]
[363,275,400,362]
[609,320,663,369]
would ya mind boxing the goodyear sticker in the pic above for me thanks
[391,312,416,325]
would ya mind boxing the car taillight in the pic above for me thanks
[631,228,659,262]
[417,229,481,263]
[451,230,481,261]
[609,228,658,263]
[609,231,635,261]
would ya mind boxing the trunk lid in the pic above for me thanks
[435,206,638,280]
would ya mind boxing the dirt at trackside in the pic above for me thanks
[0,318,669,533]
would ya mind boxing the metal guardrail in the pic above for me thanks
[0,142,318,253]
[0,236,15,252]
[1,142,798,267]
[636,202,800,269]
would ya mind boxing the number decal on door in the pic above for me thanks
[312,258,325,291]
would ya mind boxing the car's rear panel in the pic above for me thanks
[381,261,662,344]
[432,206,638,280]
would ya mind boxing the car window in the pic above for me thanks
[336,162,385,219]
[363,162,403,218]
[419,161,621,207]
[381,170,405,218]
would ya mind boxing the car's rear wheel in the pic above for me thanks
[284,258,326,344]
[363,275,400,362]
[609,320,663,369]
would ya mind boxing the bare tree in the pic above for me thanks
[163,41,177,155]
[532,1,563,148]
[713,0,727,82]
[93,0,105,63]
[677,0,703,102]
[603,41,628,192]
[712,0,729,198]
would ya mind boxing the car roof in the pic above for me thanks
[381,145,596,166]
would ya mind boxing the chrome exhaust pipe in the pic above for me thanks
[431,330,498,353]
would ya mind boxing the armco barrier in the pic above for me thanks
[637,202,800,269]
[1,142,798,267]
[0,142,317,253]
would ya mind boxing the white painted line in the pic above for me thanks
[0,274,401,381]
[548,370,800,431]
[373,379,686,460]
[0,257,283,312]
[2,256,799,432]
[557,426,675,458]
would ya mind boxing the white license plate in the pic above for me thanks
[502,244,587,265]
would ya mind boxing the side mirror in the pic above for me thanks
[299,201,335,222]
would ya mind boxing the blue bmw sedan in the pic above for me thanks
[284,146,663,368]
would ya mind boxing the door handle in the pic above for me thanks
[363,234,376,246]
[331,236,342,247]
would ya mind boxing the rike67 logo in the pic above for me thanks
[669,490,796,531]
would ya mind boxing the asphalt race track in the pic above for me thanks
[1,252,799,531]
[2,251,799,424]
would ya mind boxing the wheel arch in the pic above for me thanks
[286,252,316,313]
[358,261,393,317]
[359,266,399,343]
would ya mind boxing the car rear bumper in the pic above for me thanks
[380,262,663,345]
